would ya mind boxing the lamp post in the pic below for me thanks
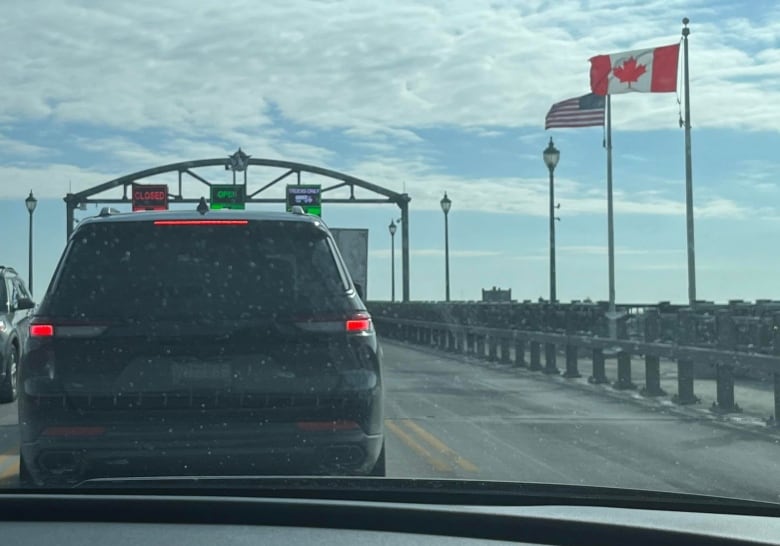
[542,138,560,303]
[388,219,397,302]
[25,190,38,295]
[440,192,452,302]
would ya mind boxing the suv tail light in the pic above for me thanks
[346,318,371,332]
[30,320,109,338]
[295,313,373,333]
[30,324,54,337]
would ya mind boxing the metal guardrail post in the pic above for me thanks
[529,341,542,371]
[589,348,608,384]
[641,308,666,396]
[563,309,580,378]
[514,339,526,367]
[501,338,511,364]
[476,335,486,359]
[564,345,580,378]
[613,315,636,390]
[713,310,740,413]
[613,351,636,390]
[544,342,559,374]
[488,336,498,362]
[673,308,700,405]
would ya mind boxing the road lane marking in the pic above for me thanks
[0,444,20,484]
[0,457,18,480]
[400,419,479,473]
[385,420,452,473]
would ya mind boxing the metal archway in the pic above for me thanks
[64,149,412,302]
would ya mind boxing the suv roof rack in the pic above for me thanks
[98,207,122,217]
[290,206,306,215]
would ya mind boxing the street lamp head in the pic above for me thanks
[388,219,397,236]
[440,192,452,215]
[543,137,560,172]
[25,190,37,213]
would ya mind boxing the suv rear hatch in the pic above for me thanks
[26,219,377,426]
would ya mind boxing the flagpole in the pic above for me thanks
[606,94,617,339]
[682,17,696,306]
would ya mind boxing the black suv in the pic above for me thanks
[19,208,384,485]
[1,266,35,403]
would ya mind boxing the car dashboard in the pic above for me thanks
[0,490,778,545]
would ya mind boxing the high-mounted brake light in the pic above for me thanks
[30,324,54,337]
[153,220,248,226]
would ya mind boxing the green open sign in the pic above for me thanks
[210,185,246,210]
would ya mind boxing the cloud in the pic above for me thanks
[0,134,52,158]
[0,140,755,224]
[733,159,780,192]
[558,246,684,256]
[0,0,776,136]
[695,197,750,219]
[0,163,118,198]
[344,125,423,143]
[0,0,773,228]
[370,248,501,258]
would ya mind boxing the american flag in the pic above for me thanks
[545,93,605,129]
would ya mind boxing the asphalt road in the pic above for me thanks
[2,339,780,504]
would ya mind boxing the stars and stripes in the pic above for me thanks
[544,93,606,130]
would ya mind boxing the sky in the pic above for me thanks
[1,0,779,304]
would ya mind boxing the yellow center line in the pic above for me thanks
[400,419,479,473]
[385,420,452,474]
[0,444,21,485]
[0,457,19,481]
[0,444,18,458]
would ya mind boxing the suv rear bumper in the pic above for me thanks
[21,427,384,486]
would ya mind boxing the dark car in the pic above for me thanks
[0,266,36,403]
[18,207,384,485]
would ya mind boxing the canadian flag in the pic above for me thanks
[590,43,680,95]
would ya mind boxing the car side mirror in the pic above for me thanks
[354,283,364,300]
[15,297,36,311]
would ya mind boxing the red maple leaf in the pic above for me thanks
[612,57,646,87]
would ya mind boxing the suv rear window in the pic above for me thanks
[45,220,351,321]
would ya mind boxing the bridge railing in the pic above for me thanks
[366,301,780,423]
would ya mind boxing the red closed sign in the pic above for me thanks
[132,184,169,211]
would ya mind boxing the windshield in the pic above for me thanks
[2,0,780,510]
